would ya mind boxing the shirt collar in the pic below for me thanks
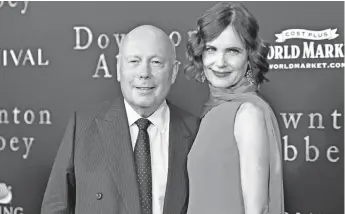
[124,98,169,133]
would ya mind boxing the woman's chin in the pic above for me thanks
[209,80,233,89]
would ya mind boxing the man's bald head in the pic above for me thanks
[119,25,176,61]
[116,25,180,118]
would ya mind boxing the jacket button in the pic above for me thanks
[96,193,103,200]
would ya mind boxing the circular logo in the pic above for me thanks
[0,183,12,204]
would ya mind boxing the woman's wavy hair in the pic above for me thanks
[185,2,270,84]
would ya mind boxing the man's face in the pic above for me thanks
[117,33,178,112]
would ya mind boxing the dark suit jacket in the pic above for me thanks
[41,97,200,214]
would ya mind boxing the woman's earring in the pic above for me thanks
[245,63,255,85]
[200,71,206,82]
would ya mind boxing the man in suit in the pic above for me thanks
[41,25,200,214]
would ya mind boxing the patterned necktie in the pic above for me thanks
[134,118,152,214]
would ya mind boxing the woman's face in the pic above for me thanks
[202,25,248,88]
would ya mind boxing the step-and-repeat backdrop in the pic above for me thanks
[0,2,343,214]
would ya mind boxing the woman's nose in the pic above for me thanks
[215,53,227,68]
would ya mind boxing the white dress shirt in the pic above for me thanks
[124,99,170,214]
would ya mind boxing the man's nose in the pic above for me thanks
[139,63,152,79]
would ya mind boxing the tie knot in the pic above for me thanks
[135,118,151,130]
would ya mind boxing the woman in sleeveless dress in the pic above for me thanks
[185,2,284,214]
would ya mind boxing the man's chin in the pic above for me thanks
[134,98,155,108]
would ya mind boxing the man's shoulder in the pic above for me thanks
[74,98,122,122]
[168,102,197,120]
[168,102,200,130]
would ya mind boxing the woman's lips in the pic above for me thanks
[210,68,232,77]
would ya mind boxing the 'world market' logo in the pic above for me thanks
[268,27,344,70]
[275,28,339,43]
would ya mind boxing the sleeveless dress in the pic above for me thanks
[187,92,284,214]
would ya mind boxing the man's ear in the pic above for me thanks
[171,60,180,84]
[116,54,121,82]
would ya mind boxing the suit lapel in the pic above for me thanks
[163,103,191,214]
[96,97,141,214]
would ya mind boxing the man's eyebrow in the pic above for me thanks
[124,55,140,58]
